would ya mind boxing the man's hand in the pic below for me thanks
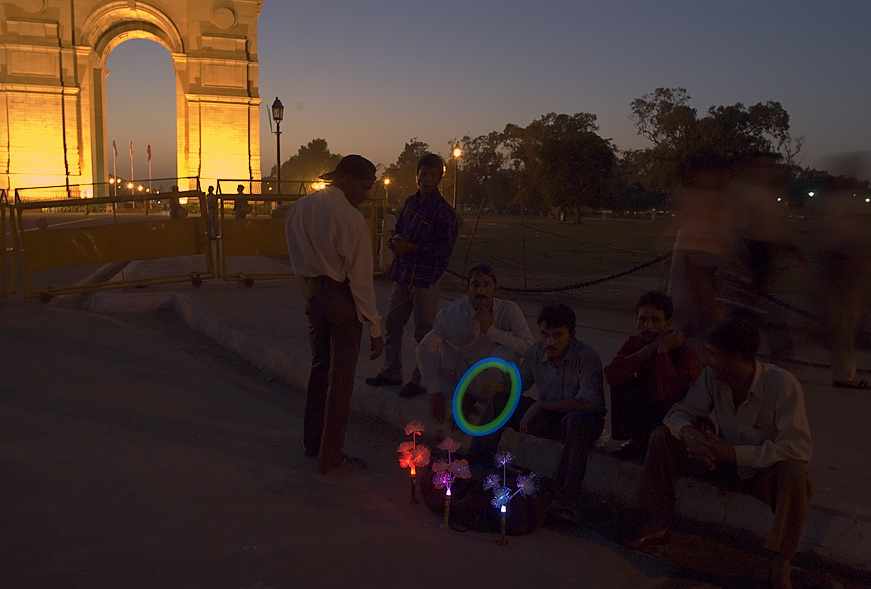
[679,425,716,470]
[698,436,736,464]
[657,330,684,354]
[430,393,446,423]
[518,402,541,434]
[369,335,385,360]
[387,234,418,255]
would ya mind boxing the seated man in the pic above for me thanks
[468,303,606,521]
[604,291,702,458]
[416,263,534,423]
[627,318,812,589]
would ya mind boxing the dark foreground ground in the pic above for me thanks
[2,304,868,589]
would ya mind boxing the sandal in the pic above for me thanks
[321,454,367,475]
[547,499,582,523]
[556,505,582,523]
[833,379,870,390]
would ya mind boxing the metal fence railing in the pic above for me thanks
[212,179,386,285]
[0,190,12,297]
[211,180,309,284]
[12,177,214,301]
[6,176,388,298]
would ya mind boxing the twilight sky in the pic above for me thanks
[106,0,870,182]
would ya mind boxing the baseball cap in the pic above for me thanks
[319,155,376,181]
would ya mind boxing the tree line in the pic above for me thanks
[267,87,869,217]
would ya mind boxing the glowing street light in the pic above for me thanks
[452,145,462,209]
[383,177,390,209]
[272,97,284,194]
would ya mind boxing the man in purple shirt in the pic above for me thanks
[366,153,458,398]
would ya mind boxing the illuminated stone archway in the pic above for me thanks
[0,0,263,193]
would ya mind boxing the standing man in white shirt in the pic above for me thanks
[416,263,534,423]
[627,318,812,589]
[285,155,384,475]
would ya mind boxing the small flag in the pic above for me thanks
[113,138,117,157]
[147,141,151,162]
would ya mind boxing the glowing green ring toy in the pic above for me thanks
[452,357,522,436]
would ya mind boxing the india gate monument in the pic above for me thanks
[0,0,263,194]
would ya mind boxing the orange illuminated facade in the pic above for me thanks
[0,0,263,195]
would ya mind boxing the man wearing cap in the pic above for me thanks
[285,155,384,475]
[366,153,458,398]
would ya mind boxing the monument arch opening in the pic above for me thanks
[105,38,177,182]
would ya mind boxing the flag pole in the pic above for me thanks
[129,139,134,196]
[147,139,152,190]
[112,138,117,197]
[147,139,152,215]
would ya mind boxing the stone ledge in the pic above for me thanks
[169,294,871,573]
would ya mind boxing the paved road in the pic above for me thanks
[3,300,867,588]
[0,303,687,588]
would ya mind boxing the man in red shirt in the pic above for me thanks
[604,291,702,459]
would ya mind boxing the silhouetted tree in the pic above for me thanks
[627,87,804,192]
[279,139,342,187]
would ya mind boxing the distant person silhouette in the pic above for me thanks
[206,186,218,237]
[234,184,250,220]
[169,185,187,219]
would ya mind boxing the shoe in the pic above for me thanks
[833,379,870,390]
[609,441,644,461]
[398,381,426,398]
[625,516,670,550]
[320,454,367,475]
[365,374,402,387]
[554,503,582,523]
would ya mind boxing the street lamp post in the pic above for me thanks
[272,97,284,194]
[452,146,462,209]
[383,177,390,210]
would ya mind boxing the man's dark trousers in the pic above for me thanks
[639,426,812,560]
[469,394,604,502]
[303,277,362,471]
[609,378,670,448]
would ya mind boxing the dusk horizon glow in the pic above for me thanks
[106,0,870,184]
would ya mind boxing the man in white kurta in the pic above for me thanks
[416,263,534,422]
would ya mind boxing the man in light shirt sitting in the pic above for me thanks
[416,263,534,423]
[468,303,606,522]
[285,155,384,475]
[627,318,812,589]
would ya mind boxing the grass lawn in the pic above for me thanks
[443,214,679,310]
[439,214,823,314]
